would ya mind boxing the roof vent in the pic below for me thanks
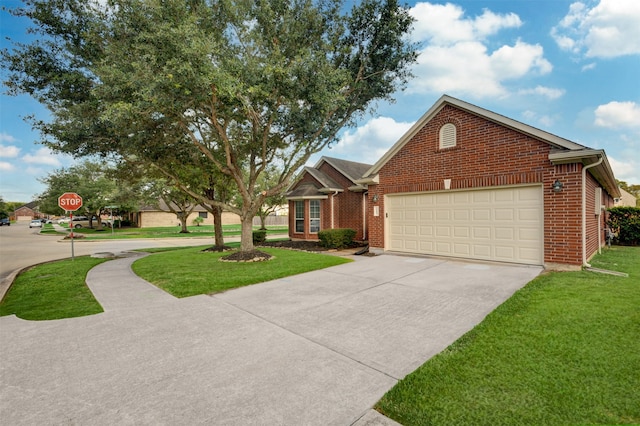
[439,123,457,149]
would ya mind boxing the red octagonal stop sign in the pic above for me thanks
[58,192,83,211]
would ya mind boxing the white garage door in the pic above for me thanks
[387,186,543,265]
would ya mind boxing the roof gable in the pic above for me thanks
[287,156,373,199]
[364,95,587,178]
[360,95,619,198]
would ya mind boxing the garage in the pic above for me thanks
[386,185,543,265]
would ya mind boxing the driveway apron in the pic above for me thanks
[0,253,541,425]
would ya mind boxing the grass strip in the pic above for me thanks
[376,246,640,425]
[0,256,107,320]
[132,246,352,297]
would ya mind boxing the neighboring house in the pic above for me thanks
[135,201,241,228]
[286,156,372,241]
[14,202,44,222]
[614,187,637,207]
[357,95,620,269]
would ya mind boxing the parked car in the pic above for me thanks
[71,216,106,229]
[57,217,70,225]
[29,220,42,228]
[0,218,10,226]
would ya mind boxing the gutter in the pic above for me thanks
[582,155,604,267]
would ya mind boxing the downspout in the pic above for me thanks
[582,156,604,267]
[362,192,368,240]
[331,191,339,229]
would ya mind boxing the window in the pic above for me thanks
[295,201,304,233]
[439,123,457,149]
[198,212,208,219]
[309,200,320,233]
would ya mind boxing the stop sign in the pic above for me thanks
[58,192,83,211]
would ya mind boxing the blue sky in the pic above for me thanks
[1,0,639,202]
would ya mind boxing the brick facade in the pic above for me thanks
[288,159,368,241]
[367,104,615,267]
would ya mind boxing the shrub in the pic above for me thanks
[253,229,267,244]
[607,206,640,246]
[318,228,356,249]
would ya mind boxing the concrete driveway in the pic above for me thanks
[0,253,541,425]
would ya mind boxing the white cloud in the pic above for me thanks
[410,3,521,44]
[0,161,16,172]
[594,101,640,130]
[21,147,63,166]
[609,156,639,183]
[0,132,18,143]
[408,3,551,99]
[552,0,640,58]
[522,110,557,128]
[0,145,21,158]
[329,117,414,165]
[518,86,566,100]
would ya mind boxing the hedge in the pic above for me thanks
[607,206,640,246]
[252,229,267,244]
[318,228,356,249]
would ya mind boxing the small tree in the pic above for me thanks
[192,216,204,227]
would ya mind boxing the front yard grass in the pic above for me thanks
[0,247,350,319]
[376,245,640,425]
[131,246,352,297]
[50,224,288,239]
[0,256,107,320]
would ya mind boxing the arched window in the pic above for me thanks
[439,123,457,149]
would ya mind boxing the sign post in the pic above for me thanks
[58,192,83,260]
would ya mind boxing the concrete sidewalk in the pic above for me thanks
[0,253,541,425]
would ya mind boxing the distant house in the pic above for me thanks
[14,202,44,222]
[135,201,241,228]
[615,187,637,207]
[286,156,372,241]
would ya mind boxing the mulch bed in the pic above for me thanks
[203,240,370,262]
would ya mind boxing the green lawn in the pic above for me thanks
[0,257,107,320]
[376,245,640,426]
[131,246,352,297]
[0,246,350,319]
[45,224,288,239]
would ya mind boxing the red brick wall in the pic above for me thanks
[288,162,366,241]
[368,105,596,266]
[317,162,366,240]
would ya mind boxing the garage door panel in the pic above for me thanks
[453,244,470,255]
[495,227,514,240]
[473,227,491,239]
[387,186,543,265]
[453,227,469,238]
[494,209,514,221]
[473,209,491,221]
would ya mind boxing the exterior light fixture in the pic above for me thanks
[372,194,379,202]
[552,179,564,193]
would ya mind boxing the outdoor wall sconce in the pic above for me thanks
[372,194,379,202]
[552,179,564,193]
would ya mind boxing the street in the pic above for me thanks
[0,221,213,291]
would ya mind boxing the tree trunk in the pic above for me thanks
[179,215,189,233]
[240,215,254,252]
[213,205,224,248]
[259,213,267,230]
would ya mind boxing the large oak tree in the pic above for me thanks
[3,0,417,254]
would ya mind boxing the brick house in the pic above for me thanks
[357,95,620,269]
[286,156,372,241]
[14,202,44,222]
[136,200,241,228]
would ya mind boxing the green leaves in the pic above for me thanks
[3,0,418,251]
